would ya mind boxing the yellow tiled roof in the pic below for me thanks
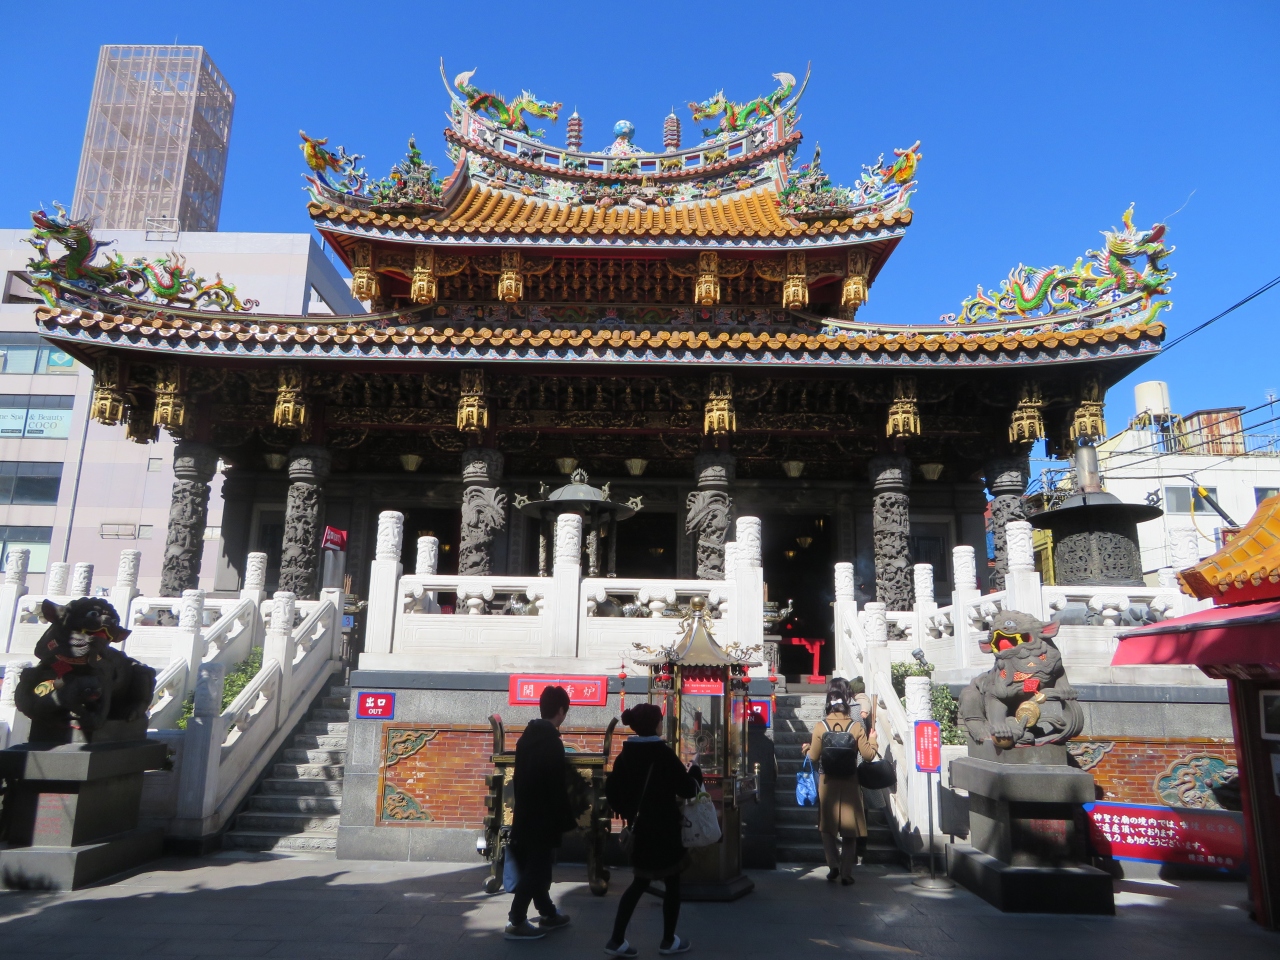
[308,184,911,239]
[1180,494,1280,601]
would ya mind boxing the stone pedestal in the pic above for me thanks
[160,441,217,597]
[279,446,331,599]
[947,755,1114,914]
[984,458,1029,592]
[686,453,734,580]
[869,456,913,610]
[0,738,167,890]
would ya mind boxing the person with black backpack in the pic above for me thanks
[801,677,879,884]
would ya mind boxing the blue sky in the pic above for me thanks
[2,1,1277,428]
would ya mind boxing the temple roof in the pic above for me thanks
[1179,494,1280,604]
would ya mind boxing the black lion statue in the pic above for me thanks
[958,610,1084,748]
[14,598,157,743]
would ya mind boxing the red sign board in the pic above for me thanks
[356,691,395,719]
[321,526,348,551]
[508,675,608,707]
[732,699,772,727]
[681,678,725,695]
[1084,802,1246,871]
[914,720,941,773]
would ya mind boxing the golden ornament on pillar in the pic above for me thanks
[125,403,158,444]
[349,241,380,302]
[90,357,126,426]
[151,362,187,433]
[841,250,872,319]
[497,250,523,302]
[782,251,808,309]
[703,374,736,435]
[1069,376,1106,441]
[1008,381,1045,443]
[457,369,488,434]
[695,251,720,306]
[273,366,309,429]
[886,376,920,438]
[410,248,438,305]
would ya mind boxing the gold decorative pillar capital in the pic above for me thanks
[457,369,489,434]
[350,241,380,302]
[886,375,920,438]
[782,251,808,310]
[410,247,438,305]
[1008,380,1045,443]
[841,249,872,319]
[695,251,720,306]
[497,250,523,303]
[152,362,188,435]
[1070,376,1106,442]
[90,356,127,426]
[703,374,736,435]
[274,366,309,430]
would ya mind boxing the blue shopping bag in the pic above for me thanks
[795,756,818,806]
[503,847,520,893]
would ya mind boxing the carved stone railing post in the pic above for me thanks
[46,561,71,597]
[416,536,440,576]
[459,449,507,577]
[110,549,141,622]
[0,547,29,655]
[904,673,936,840]
[160,441,218,596]
[951,545,980,668]
[279,447,331,600]
[1167,527,1199,571]
[863,600,890,700]
[1002,520,1044,618]
[550,513,582,658]
[174,661,227,829]
[869,456,913,611]
[72,562,94,597]
[264,591,298,711]
[912,562,936,659]
[985,457,1029,592]
[364,511,403,658]
[833,562,858,677]
[241,551,268,603]
[686,453,734,580]
[170,588,207,693]
[0,657,33,747]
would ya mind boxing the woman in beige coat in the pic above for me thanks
[802,677,878,884]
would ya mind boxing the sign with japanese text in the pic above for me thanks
[680,677,724,695]
[914,720,941,773]
[731,698,772,727]
[1084,801,1245,871]
[355,691,395,720]
[508,675,608,707]
[321,527,348,551]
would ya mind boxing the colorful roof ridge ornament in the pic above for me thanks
[689,65,811,140]
[441,61,562,139]
[25,204,257,313]
[942,205,1174,328]
[778,140,921,223]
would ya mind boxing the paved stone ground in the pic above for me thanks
[0,854,1275,960]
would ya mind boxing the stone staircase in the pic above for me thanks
[221,683,350,853]
[772,694,901,865]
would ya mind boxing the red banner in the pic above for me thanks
[914,720,941,773]
[1084,801,1246,871]
[508,675,608,707]
[321,526,348,551]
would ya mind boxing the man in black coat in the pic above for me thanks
[505,685,576,940]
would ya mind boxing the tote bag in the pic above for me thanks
[795,756,818,806]
[502,846,520,893]
[680,793,722,848]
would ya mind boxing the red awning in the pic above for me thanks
[1113,598,1280,667]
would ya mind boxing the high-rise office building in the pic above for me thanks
[71,46,235,232]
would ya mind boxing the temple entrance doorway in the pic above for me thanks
[398,507,461,574]
[761,513,835,683]
[614,510,678,579]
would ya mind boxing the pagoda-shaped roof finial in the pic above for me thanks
[566,109,583,151]
[663,109,681,152]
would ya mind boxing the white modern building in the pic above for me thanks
[1097,381,1280,577]
[0,228,360,594]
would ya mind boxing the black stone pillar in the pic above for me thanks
[459,449,507,576]
[685,453,734,580]
[159,441,218,597]
[278,446,331,599]
[869,456,913,610]
[984,458,1029,592]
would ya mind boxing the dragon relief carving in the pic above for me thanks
[685,490,732,580]
[459,486,508,576]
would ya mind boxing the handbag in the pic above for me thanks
[680,792,722,848]
[795,756,818,806]
[618,762,654,856]
[502,845,520,893]
[857,752,897,791]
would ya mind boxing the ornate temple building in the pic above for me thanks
[25,65,1173,670]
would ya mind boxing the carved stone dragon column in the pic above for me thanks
[686,453,734,580]
[985,457,1030,592]
[869,456,913,610]
[159,441,218,597]
[278,446,331,599]
[459,449,507,576]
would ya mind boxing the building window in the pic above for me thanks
[147,458,164,472]
[2,272,42,305]
[203,525,221,540]
[1165,485,1219,515]
[0,395,75,438]
[138,525,154,540]
[1257,487,1280,506]
[99,523,137,539]
[0,526,53,573]
[0,333,76,374]
[0,462,61,505]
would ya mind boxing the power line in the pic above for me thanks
[1103,412,1280,475]
[1161,274,1280,352]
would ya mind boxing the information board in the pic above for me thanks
[914,719,942,773]
[355,691,395,719]
[508,675,608,707]
[1084,801,1245,871]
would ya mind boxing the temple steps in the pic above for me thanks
[222,682,349,854]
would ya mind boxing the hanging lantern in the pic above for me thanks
[886,376,921,438]
[1009,381,1045,443]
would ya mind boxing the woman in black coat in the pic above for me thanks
[604,703,701,957]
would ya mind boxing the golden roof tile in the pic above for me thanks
[1179,494,1280,602]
